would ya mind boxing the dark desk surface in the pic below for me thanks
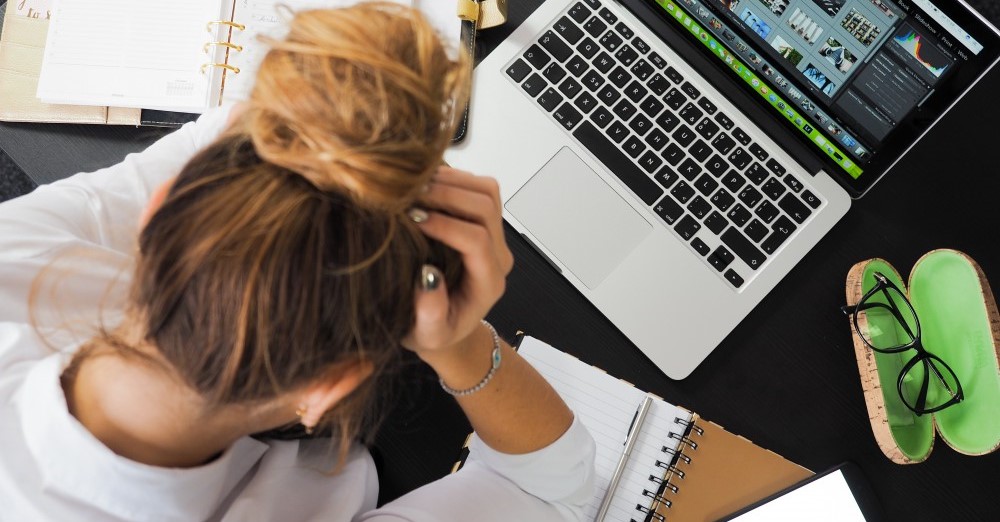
[4,1,1000,519]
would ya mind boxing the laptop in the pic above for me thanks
[446,0,1000,379]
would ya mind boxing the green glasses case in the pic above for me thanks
[845,249,1000,464]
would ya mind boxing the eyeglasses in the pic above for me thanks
[841,271,963,416]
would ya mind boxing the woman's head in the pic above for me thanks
[123,3,469,454]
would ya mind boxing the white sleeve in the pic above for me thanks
[0,106,234,329]
[358,416,596,522]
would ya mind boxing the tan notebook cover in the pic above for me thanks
[653,414,813,521]
[0,1,140,124]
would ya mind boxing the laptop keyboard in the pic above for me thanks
[504,0,824,290]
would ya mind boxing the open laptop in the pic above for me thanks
[446,0,1000,379]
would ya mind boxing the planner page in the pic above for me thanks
[37,0,232,112]
[518,337,694,521]
[224,0,462,102]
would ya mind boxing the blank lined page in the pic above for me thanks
[37,0,230,111]
[518,337,693,521]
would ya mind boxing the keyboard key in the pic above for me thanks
[665,66,684,84]
[678,158,701,181]
[662,143,685,165]
[624,81,648,103]
[664,88,686,110]
[727,148,752,171]
[583,16,607,36]
[522,73,546,97]
[543,63,567,83]
[568,2,591,23]
[732,127,752,145]
[537,88,563,112]
[724,269,744,288]
[608,66,631,88]
[649,52,667,69]
[727,204,752,227]
[672,125,695,147]
[801,190,821,209]
[697,98,717,115]
[711,189,735,211]
[654,166,679,188]
[761,177,787,201]
[507,59,532,82]
[689,140,712,163]
[711,133,736,155]
[583,0,601,8]
[679,103,703,126]
[655,111,680,133]
[695,118,720,140]
[704,211,728,235]
[680,81,700,99]
[688,196,711,219]
[708,246,734,272]
[582,70,605,91]
[613,99,637,121]
[574,121,665,205]
[566,55,589,76]
[614,22,634,39]
[638,151,662,173]
[592,52,615,73]
[606,120,629,143]
[738,186,762,208]
[596,85,620,105]
[524,45,551,69]
[574,92,598,113]
[671,180,695,204]
[633,38,650,54]
[648,74,671,96]
[598,7,618,24]
[590,106,614,128]
[778,193,812,224]
[576,38,600,59]
[745,163,768,185]
[599,31,623,52]
[645,128,669,151]
[654,195,684,225]
[622,136,646,158]
[540,30,573,62]
[615,46,640,67]
[629,114,653,136]
[714,112,735,130]
[748,143,768,162]
[558,77,583,98]
[639,96,665,118]
[745,219,768,242]
[705,154,729,177]
[766,159,786,176]
[691,237,711,256]
[783,174,804,193]
[754,200,779,223]
[554,16,585,44]
[721,227,766,270]
[694,173,718,196]
[722,171,745,193]
[553,103,583,130]
[762,216,796,254]
[675,215,702,241]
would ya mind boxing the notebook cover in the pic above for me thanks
[656,415,813,521]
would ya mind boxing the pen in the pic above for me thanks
[595,394,654,521]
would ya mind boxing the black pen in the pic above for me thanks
[596,394,654,521]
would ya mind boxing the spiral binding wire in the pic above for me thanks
[632,416,704,522]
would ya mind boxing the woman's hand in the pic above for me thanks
[402,166,514,359]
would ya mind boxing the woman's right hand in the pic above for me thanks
[401,167,514,360]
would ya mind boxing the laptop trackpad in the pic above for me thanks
[506,147,652,289]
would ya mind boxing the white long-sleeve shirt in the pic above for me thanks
[0,106,596,522]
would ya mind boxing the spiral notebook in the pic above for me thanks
[479,336,813,521]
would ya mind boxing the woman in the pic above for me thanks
[0,5,595,521]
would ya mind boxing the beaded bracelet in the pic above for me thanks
[439,320,502,397]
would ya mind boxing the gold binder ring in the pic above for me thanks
[201,63,241,75]
[203,41,244,54]
[206,20,246,33]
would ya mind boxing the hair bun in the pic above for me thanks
[243,3,470,211]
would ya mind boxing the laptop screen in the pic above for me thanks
[638,0,1000,194]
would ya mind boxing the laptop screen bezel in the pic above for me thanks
[625,0,1000,197]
